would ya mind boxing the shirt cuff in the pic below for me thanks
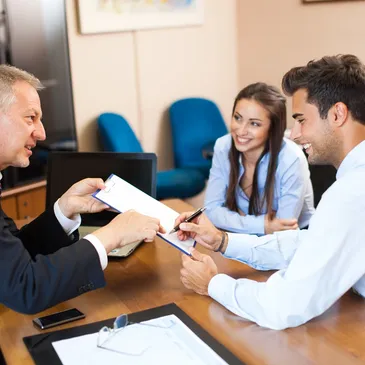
[224,233,251,259]
[208,273,237,306]
[54,199,81,235]
[84,234,108,270]
[243,214,265,235]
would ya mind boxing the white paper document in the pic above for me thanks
[92,174,195,255]
[52,314,229,365]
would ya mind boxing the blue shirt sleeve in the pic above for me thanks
[224,229,304,270]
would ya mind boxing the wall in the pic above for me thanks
[66,0,238,170]
[66,0,139,156]
[237,0,365,127]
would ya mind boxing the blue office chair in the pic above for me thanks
[169,98,228,179]
[97,113,206,200]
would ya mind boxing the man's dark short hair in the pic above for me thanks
[282,54,365,125]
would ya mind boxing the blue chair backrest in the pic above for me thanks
[169,98,228,169]
[97,113,143,153]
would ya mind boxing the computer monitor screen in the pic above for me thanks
[46,152,157,226]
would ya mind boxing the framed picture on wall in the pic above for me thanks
[303,0,360,2]
[77,0,204,35]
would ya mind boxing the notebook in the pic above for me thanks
[46,152,157,257]
[93,174,196,255]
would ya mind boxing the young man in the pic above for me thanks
[0,64,164,314]
[177,54,365,330]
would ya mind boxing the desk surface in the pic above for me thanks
[1,199,365,365]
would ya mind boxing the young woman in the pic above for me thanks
[205,82,314,235]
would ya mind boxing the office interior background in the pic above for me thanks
[2,0,365,198]
[2,2,365,363]
[66,0,365,167]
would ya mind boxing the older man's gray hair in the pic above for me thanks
[0,64,43,112]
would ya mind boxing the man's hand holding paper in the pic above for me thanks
[93,210,166,253]
[93,174,197,255]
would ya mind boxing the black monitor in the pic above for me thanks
[46,152,157,227]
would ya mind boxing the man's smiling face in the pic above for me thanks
[290,88,336,166]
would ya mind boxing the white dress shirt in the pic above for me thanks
[208,141,365,330]
[53,200,108,270]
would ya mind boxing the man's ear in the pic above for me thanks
[329,102,348,127]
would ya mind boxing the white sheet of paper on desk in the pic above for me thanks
[52,314,229,365]
[92,174,195,255]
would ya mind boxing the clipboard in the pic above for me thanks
[92,174,196,256]
[23,303,246,365]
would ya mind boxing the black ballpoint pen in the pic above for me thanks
[169,207,206,234]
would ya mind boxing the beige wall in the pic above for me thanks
[237,0,365,127]
[66,0,238,170]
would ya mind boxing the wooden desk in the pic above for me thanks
[1,180,46,220]
[1,199,365,365]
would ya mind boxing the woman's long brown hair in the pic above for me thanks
[225,83,286,219]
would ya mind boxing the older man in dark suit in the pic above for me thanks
[0,64,164,314]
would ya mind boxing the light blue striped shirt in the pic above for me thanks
[204,134,315,235]
[208,141,365,330]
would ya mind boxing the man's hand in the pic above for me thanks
[93,210,166,253]
[264,215,298,234]
[174,211,223,251]
[58,178,109,219]
[180,249,218,296]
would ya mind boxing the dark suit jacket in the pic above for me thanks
[0,203,106,314]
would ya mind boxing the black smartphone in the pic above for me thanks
[33,308,85,330]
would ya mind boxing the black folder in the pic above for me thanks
[24,303,245,365]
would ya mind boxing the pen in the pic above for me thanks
[169,207,206,234]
